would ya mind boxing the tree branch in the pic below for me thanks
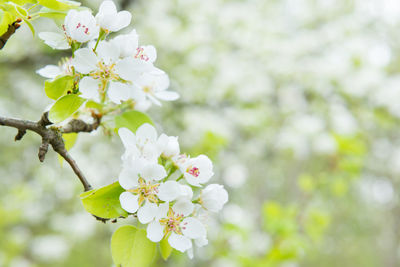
[0,20,21,50]
[0,112,96,191]
[62,113,102,134]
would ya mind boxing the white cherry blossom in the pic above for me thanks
[146,205,207,253]
[118,124,161,163]
[157,134,180,158]
[36,58,73,79]
[118,161,182,223]
[180,155,214,187]
[64,10,99,43]
[111,29,139,58]
[96,1,131,33]
[114,45,157,82]
[200,184,228,212]
[71,41,140,103]
[135,69,180,106]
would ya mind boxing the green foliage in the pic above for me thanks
[44,75,74,100]
[189,131,228,160]
[37,0,80,11]
[263,202,297,237]
[159,237,173,260]
[48,94,85,123]
[304,210,330,242]
[80,182,128,219]
[37,7,68,20]
[115,110,154,133]
[0,9,14,35]
[111,225,157,267]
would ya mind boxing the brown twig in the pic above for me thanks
[0,112,95,191]
[0,20,21,50]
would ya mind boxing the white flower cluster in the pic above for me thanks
[118,123,228,257]
[37,1,179,111]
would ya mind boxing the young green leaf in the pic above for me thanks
[111,225,157,267]
[115,110,154,133]
[80,182,128,219]
[44,75,74,100]
[48,94,85,123]
[37,0,80,11]
[22,18,34,36]
[0,10,15,36]
[159,237,173,260]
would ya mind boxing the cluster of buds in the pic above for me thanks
[118,123,228,258]
[37,1,179,111]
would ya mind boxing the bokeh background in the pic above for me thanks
[1,0,400,266]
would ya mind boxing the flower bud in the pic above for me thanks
[200,184,228,212]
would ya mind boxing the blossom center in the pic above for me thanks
[135,47,150,61]
[92,61,119,81]
[187,166,200,177]
[76,23,90,35]
[160,208,185,235]
[128,178,159,205]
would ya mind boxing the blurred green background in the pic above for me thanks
[1,0,400,266]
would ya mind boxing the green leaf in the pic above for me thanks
[48,94,85,123]
[115,110,153,133]
[7,0,37,4]
[44,75,74,100]
[37,7,68,20]
[22,18,34,36]
[111,225,157,267]
[85,100,104,110]
[0,10,15,36]
[80,182,128,219]
[159,237,173,260]
[37,0,80,11]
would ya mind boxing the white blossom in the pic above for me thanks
[71,41,141,103]
[180,155,214,187]
[40,9,100,49]
[118,124,161,163]
[111,29,139,58]
[200,184,228,212]
[135,69,179,106]
[157,134,180,158]
[96,1,131,33]
[146,205,207,253]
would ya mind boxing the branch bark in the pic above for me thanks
[0,21,21,50]
[0,112,99,191]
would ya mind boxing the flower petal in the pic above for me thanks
[157,181,181,202]
[111,10,131,32]
[38,32,69,50]
[194,236,208,247]
[36,65,62,79]
[108,82,132,104]
[118,127,136,149]
[119,192,139,213]
[181,217,206,239]
[147,221,164,242]
[168,233,192,252]
[78,76,100,102]
[154,91,180,101]
[140,163,166,181]
[136,123,158,145]
[118,165,139,190]
[71,48,98,74]
[172,200,194,217]
[137,201,158,224]
[156,202,169,220]
[96,41,120,65]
